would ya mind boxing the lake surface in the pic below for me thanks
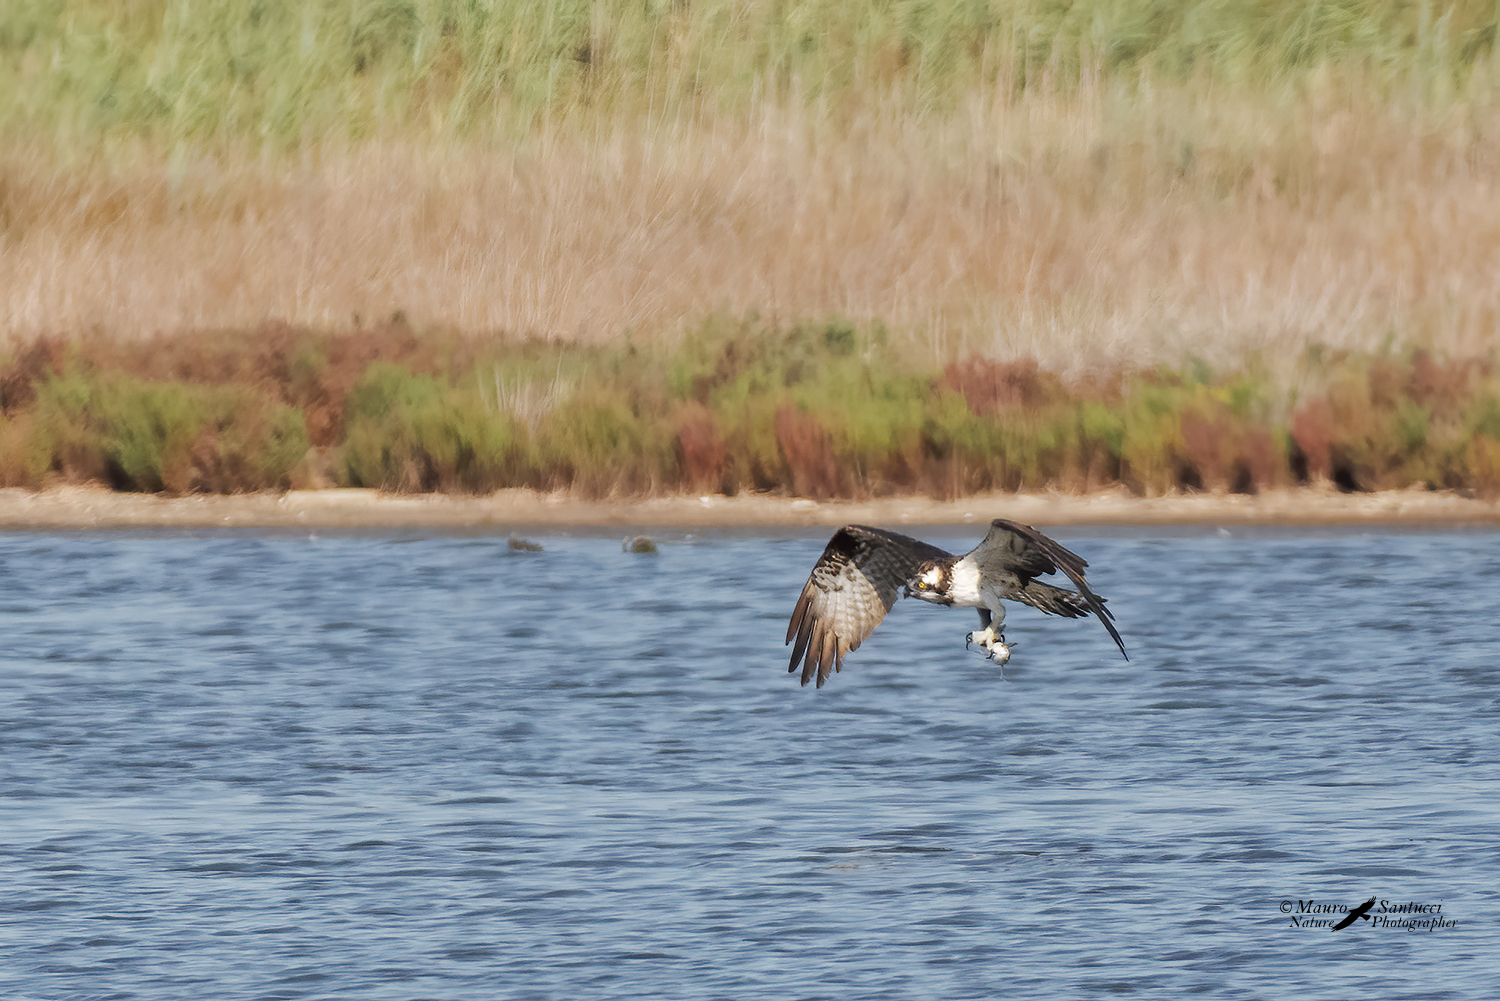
[1,525,1497,999]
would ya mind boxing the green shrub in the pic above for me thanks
[534,394,677,496]
[23,373,308,492]
[340,361,520,492]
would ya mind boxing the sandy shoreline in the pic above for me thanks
[0,485,1496,532]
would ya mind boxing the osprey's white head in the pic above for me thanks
[904,560,953,605]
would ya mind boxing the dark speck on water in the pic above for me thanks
[2,527,1498,999]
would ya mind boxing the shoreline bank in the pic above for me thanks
[0,485,1496,532]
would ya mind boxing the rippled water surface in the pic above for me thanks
[2,525,1498,999]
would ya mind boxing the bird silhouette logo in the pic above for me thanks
[1332,897,1377,930]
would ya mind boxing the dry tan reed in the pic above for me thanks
[3,79,1499,374]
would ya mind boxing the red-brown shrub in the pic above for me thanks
[1291,399,1335,481]
[675,403,725,493]
[940,357,1067,414]
[774,404,842,499]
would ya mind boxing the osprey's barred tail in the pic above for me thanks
[1012,581,1101,619]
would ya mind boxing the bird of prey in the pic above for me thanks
[784,519,1127,687]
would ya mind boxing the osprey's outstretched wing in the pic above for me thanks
[785,526,951,687]
[968,519,1128,659]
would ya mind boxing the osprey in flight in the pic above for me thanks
[785,519,1127,687]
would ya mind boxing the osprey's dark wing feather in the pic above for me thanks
[969,518,1128,660]
[785,526,951,687]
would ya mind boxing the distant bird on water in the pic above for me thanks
[785,519,1127,687]
[622,535,659,554]
[507,533,544,552]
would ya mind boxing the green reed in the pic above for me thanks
[5,0,1496,148]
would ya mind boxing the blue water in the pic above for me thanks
[1,526,1497,999]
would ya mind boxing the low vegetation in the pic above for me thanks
[1,322,1497,499]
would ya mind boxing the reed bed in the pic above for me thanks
[2,2,1500,369]
[2,1,1499,497]
[7,88,1500,372]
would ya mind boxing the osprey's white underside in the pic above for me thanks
[949,558,1012,663]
